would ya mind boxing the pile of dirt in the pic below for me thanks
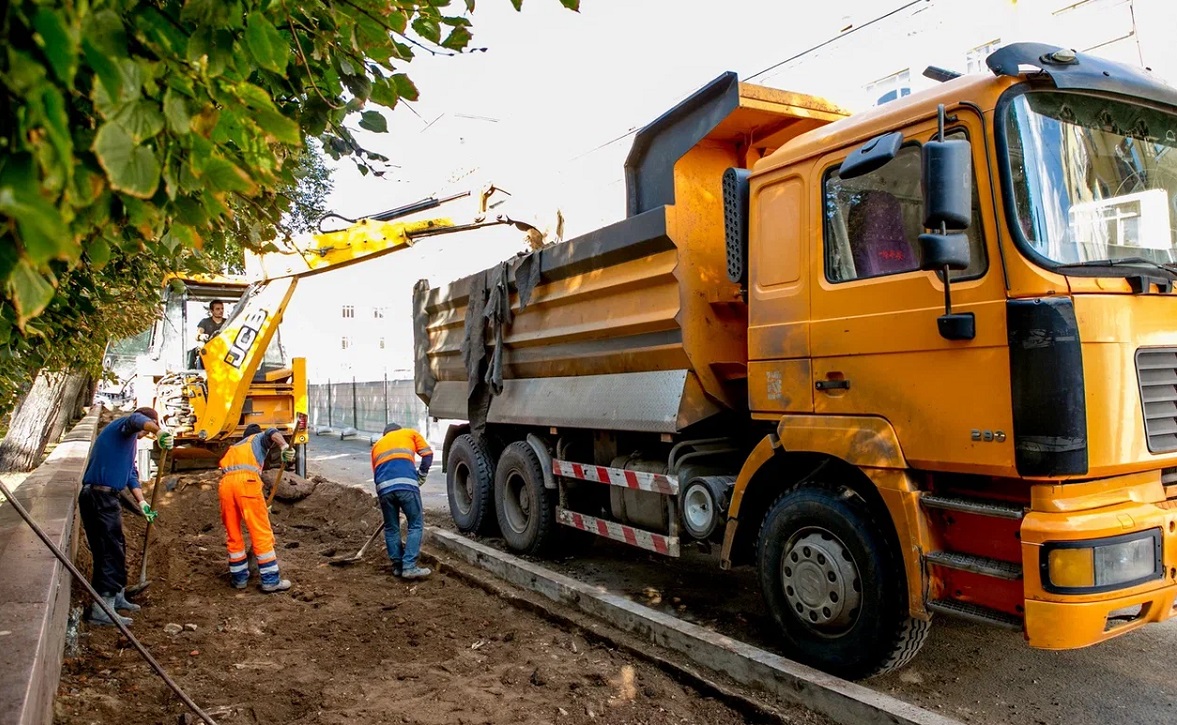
[57,471,762,724]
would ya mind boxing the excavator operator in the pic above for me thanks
[189,299,226,369]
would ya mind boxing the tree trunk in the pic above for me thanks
[44,373,88,446]
[0,370,85,472]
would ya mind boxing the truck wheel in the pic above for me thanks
[494,441,556,555]
[447,435,497,536]
[757,483,929,679]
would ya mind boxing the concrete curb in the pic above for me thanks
[425,527,962,725]
[0,407,102,725]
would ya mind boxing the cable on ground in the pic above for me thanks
[0,478,218,725]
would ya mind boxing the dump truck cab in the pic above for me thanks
[416,42,1177,679]
[727,42,1177,653]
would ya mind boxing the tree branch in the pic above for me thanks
[286,15,346,110]
[334,0,458,57]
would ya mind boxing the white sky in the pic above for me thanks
[321,0,888,221]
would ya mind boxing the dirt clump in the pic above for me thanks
[57,470,763,724]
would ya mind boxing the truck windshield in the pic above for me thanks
[1004,91,1177,268]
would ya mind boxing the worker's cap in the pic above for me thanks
[134,407,159,422]
[242,424,263,437]
[383,423,402,435]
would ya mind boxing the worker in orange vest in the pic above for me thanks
[218,423,296,592]
[371,423,433,579]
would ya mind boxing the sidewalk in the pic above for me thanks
[305,432,448,513]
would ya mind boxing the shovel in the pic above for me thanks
[126,448,168,596]
[329,522,385,566]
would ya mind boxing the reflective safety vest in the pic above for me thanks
[371,429,432,494]
[219,434,265,483]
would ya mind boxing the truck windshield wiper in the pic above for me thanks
[1055,257,1177,278]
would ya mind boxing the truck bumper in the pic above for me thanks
[1021,489,1177,649]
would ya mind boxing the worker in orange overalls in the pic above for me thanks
[371,423,433,579]
[218,423,296,592]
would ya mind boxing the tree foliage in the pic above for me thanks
[0,0,579,416]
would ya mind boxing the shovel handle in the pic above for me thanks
[265,464,286,506]
[136,448,168,586]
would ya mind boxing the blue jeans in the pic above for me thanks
[379,489,424,570]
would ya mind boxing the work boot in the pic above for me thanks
[260,579,292,593]
[232,579,249,590]
[391,562,403,578]
[113,589,141,612]
[90,597,132,627]
[401,566,431,580]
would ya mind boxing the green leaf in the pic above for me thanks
[369,76,399,109]
[135,9,189,55]
[114,101,165,143]
[86,238,112,269]
[359,111,388,133]
[441,25,472,51]
[245,12,289,73]
[509,0,522,10]
[559,0,580,10]
[342,74,372,101]
[412,17,441,43]
[0,185,73,266]
[4,49,48,95]
[38,85,73,175]
[200,157,254,193]
[465,0,476,12]
[392,74,419,102]
[253,109,302,145]
[93,122,161,199]
[163,89,192,134]
[7,260,57,324]
[33,8,78,84]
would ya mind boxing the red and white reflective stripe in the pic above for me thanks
[556,508,680,557]
[552,459,678,496]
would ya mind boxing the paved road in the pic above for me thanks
[305,434,1177,725]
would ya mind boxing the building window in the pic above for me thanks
[966,39,1001,75]
[341,336,351,350]
[373,307,386,319]
[865,69,910,107]
[378,338,386,350]
[341,305,354,319]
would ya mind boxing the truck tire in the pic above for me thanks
[756,483,929,679]
[494,441,557,555]
[447,434,497,536]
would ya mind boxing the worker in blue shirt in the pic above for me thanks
[79,407,172,626]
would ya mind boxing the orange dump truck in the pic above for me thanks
[414,43,1177,678]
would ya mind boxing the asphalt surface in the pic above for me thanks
[306,434,1177,725]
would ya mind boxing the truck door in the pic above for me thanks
[809,109,1015,476]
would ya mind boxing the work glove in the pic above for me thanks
[281,446,296,463]
[139,501,158,523]
[417,470,429,487]
[157,429,174,450]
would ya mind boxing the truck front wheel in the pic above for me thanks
[494,441,556,555]
[757,483,929,679]
[447,434,497,535]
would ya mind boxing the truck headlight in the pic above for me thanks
[1042,529,1162,593]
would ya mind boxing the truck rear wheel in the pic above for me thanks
[494,441,556,555]
[447,434,497,535]
[757,483,929,679]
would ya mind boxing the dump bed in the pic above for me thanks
[414,74,845,434]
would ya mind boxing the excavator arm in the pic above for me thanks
[188,193,542,443]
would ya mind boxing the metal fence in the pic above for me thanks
[308,377,436,440]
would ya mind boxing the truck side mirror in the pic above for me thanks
[922,137,972,230]
[838,131,903,180]
[917,232,970,271]
[922,105,975,342]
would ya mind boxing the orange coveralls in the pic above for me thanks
[218,433,281,587]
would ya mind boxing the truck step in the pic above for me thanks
[928,599,1022,629]
[920,494,1025,520]
[925,551,1022,580]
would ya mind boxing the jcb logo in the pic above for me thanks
[224,310,268,368]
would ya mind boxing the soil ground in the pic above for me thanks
[55,468,822,725]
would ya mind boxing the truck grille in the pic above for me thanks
[1137,349,1177,453]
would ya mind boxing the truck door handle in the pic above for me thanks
[815,378,850,391]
